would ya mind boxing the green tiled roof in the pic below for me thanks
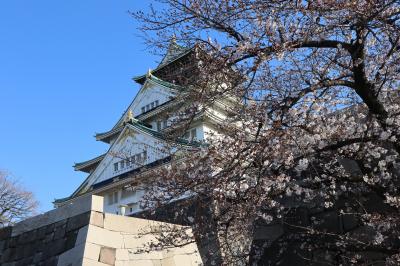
[133,41,194,84]
[95,126,124,143]
[74,153,106,172]
[147,74,184,91]
[159,41,192,66]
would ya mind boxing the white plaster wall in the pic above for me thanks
[130,82,176,117]
[202,123,221,141]
[103,189,146,215]
[89,129,173,187]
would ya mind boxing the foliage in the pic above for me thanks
[134,1,400,265]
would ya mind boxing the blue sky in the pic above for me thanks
[0,1,161,212]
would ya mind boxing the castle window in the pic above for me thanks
[114,150,147,171]
[129,202,139,213]
[183,131,190,139]
[107,191,119,205]
[184,128,197,140]
[121,186,136,199]
[141,101,160,114]
[136,153,142,163]
[157,121,162,131]
[191,128,197,140]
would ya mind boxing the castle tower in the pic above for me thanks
[54,40,232,216]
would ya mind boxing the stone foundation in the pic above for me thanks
[0,195,202,266]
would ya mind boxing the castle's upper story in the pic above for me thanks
[54,39,236,215]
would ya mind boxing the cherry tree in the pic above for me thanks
[134,1,400,265]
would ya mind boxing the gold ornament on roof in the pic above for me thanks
[126,109,133,122]
[146,68,152,77]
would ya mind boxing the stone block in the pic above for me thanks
[103,213,157,234]
[127,249,164,261]
[83,242,101,261]
[164,254,194,266]
[55,219,68,228]
[22,243,37,258]
[44,232,54,243]
[43,238,66,258]
[65,230,79,251]
[115,249,129,261]
[2,262,16,266]
[57,243,85,266]
[54,225,66,240]
[34,238,45,253]
[364,193,392,213]
[349,226,375,243]
[125,259,154,266]
[33,252,43,264]
[36,226,47,240]
[67,212,91,233]
[81,258,110,266]
[357,251,386,264]
[313,211,341,233]
[15,256,33,266]
[338,158,363,177]
[8,236,18,248]
[85,225,123,249]
[152,261,162,266]
[75,226,89,247]
[45,223,55,234]
[341,214,359,232]
[115,261,129,266]
[14,245,26,261]
[1,248,16,263]
[0,239,8,251]
[42,256,58,266]
[253,224,284,241]
[122,233,156,250]
[18,230,37,244]
[90,195,104,213]
[99,247,116,265]
[0,227,12,240]
[312,249,335,265]
[90,211,104,228]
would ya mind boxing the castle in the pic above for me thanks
[54,39,231,215]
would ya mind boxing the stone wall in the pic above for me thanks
[250,193,395,266]
[133,197,222,266]
[0,195,202,266]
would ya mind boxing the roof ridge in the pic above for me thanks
[147,74,184,90]
[127,120,202,147]
[74,153,106,167]
[132,45,194,83]
[158,38,191,66]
